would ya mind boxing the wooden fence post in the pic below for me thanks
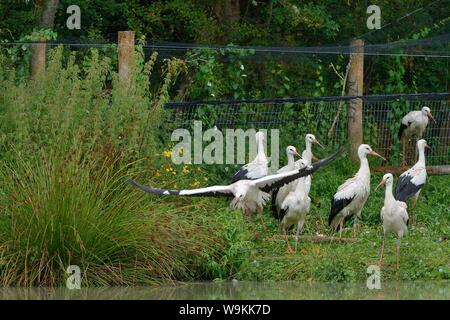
[347,38,364,162]
[30,38,46,79]
[118,31,135,80]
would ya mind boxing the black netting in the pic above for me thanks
[163,93,450,167]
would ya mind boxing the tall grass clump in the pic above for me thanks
[0,46,229,286]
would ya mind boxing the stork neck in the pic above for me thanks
[256,137,266,160]
[286,153,295,167]
[304,141,312,163]
[418,146,426,165]
[384,183,395,205]
[357,156,370,176]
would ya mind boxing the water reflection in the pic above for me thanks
[0,281,448,300]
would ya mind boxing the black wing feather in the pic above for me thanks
[271,188,280,218]
[230,166,250,183]
[127,179,180,195]
[259,147,344,193]
[126,179,231,198]
[278,207,288,222]
[328,196,355,227]
[398,122,409,139]
[394,175,424,202]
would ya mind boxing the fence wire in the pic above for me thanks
[164,93,449,167]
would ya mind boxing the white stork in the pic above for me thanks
[278,146,302,173]
[128,148,343,226]
[296,133,324,194]
[272,134,323,217]
[278,159,311,253]
[255,144,300,233]
[270,145,301,216]
[229,131,268,183]
[301,133,324,165]
[398,106,435,164]
[328,144,386,239]
[377,173,409,270]
[394,139,429,223]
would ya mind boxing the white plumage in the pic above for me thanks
[273,134,323,216]
[394,139,429,223]
[229,131,268,183]
[398,106,435,165]
[296,133,324,194]
[378,173,409,270]
[398,106,435,141]
[328,144,385,238]
[277,146,302,173]
[278,159,311,253]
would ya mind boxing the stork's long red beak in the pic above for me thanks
[312,154,319,162]
[313,138,325,149]
[294,151,301,158]
[375,179,386,191]
[427,111,436,123]
[369,150,386,161]
[425,143,430,150]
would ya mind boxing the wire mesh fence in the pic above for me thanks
[164,93,449,168]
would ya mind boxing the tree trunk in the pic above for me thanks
[213,0,240,24]
[347,39,364,162]
[30,0,59,77]
[36,0,60,28]
[30,38,46,79]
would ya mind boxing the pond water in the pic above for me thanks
[0,281,448,300]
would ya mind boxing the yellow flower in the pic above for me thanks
[191,180,201,188]
[155,171,162,177]
[203,177,208,181]
[312,245,320,255]
[163,150,172,158]
[182,166,189,174]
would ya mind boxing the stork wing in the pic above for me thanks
[256,148,344,193]
[230,160,268,183]
[127,179,233,197]
[397,203,409,225]
[394,166,426,202]
[230,164,251,183]
[398,111,415,139]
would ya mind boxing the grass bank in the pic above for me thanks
[188,162,450,283]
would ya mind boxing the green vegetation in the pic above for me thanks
[0,46,229,286]
[1,1,449,97]
[0,45,447,285]
[0,1,448,287]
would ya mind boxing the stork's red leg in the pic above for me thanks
[244,208,261,239]
[282,226,293,254]
[378,236,385,268]
[259,212,269,234]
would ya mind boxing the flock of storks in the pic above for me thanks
[128,106,436,269]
